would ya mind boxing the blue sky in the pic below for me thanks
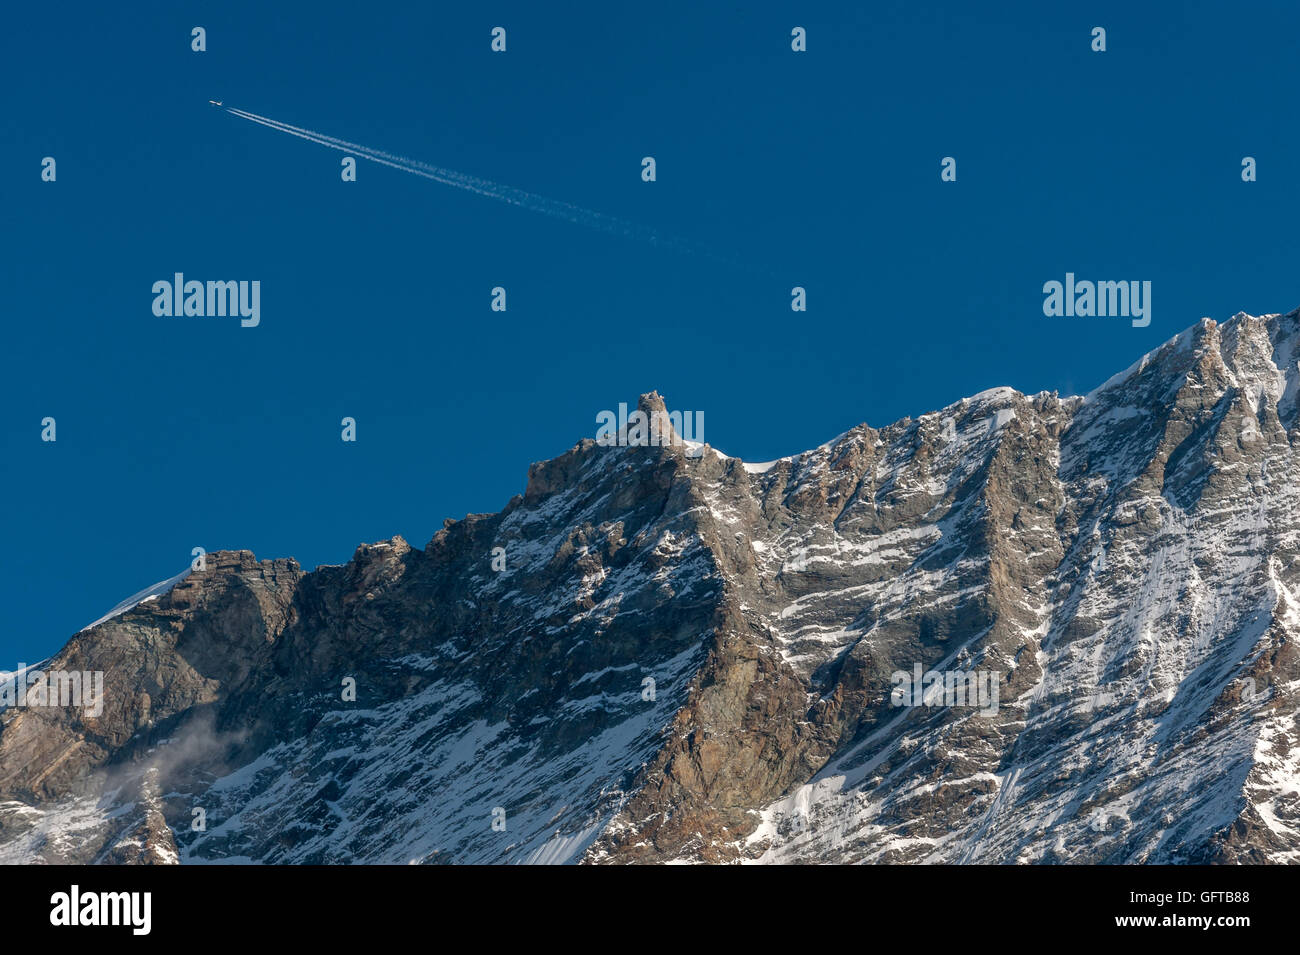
[4,0,1298,663]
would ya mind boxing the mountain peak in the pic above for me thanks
[4,307,1297,864]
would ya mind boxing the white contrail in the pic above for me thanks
[227,108,615,231]
[223,106,705,254]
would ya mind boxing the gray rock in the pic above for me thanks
[2,311,1297,864]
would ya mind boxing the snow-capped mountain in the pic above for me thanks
[2,309,1297,864]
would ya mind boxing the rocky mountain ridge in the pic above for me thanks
[1,308,1297,863]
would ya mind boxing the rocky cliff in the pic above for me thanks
[2,309,1296,863]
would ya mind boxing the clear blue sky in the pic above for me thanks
[3,0,1297,663]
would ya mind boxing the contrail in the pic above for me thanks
[223,106,723,260]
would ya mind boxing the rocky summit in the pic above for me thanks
[2,309,1298,864]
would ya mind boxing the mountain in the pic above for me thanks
[2,309,1297,864]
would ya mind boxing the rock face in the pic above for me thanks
[2,309,1297,864]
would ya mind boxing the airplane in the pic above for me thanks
[208,100,223,106]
